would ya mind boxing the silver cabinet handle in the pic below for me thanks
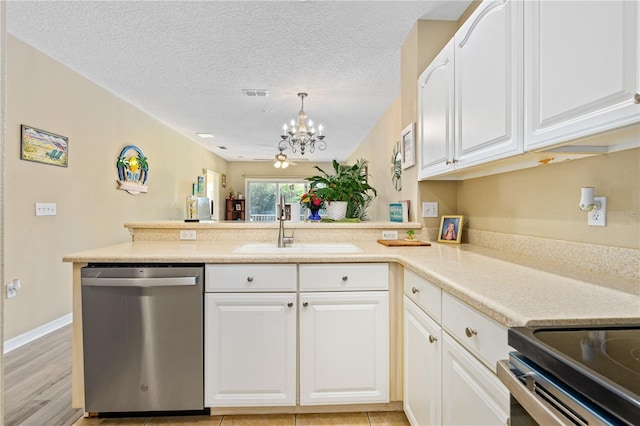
[634,93,640,104]
[246,276,254,283]
[411,287,420,294]
[452,159,459,164]
[428,335,438,343]
[303,302,309,307]
[341,276,348,282]
[287,302,293,308]
[465,327,478,338]
[445,160,452,165]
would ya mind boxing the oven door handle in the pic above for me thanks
[497,360,573,426]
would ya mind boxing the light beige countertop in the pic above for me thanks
[63,239,640,328]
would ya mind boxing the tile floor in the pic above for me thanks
[73,411,410,426]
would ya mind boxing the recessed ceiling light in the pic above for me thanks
[196,133,215,138]
[242,89,269,97]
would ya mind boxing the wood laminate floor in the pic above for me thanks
[4,325,82,426]
[4,325,409,426]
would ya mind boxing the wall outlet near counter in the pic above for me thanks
[381,230,398,240]
[180,230,197,240]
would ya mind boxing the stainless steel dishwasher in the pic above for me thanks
[81,264,204,413]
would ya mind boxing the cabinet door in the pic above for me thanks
[442,334,509,426]
[299,291,389,405]
[525,0,640,149]
[204,293,296,407]
[454,0,523,168]
[403,297,442,426]
[418,39,456,180]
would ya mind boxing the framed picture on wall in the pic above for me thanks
[438,215,464,244]
[401,122,415,169]
[197,176,204,195]
[20,125,69,167]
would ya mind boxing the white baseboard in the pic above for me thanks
[3,313,73,354]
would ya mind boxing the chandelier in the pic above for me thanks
[279,92,326,155]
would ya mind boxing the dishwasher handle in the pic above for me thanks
[82,276,197,287]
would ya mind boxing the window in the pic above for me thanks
[246,179,308,222]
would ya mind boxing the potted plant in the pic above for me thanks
[305,159,377,220]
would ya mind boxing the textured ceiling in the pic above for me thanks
[6,1,470,163]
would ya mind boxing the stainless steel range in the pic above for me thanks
[497,326,640,426]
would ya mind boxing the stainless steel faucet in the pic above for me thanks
[278,195,294,247]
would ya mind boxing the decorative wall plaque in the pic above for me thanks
[116,145,149,195]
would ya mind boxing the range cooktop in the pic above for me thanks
[509,325,640,425]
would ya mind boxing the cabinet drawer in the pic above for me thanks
[206,264,296,292]
[299,263,388,291]
[404,269,441,323]
[442,293,508,373]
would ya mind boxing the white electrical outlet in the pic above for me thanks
[422,202,438,218]
[35,203,57,216]
[6,279,21,299]
[588,197,607,227]
[382,230,398,240]
[180,230,197,240]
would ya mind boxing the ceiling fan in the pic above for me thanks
[253,146,304,168]
[273,146,296,169]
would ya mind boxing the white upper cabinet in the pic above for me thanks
[418,40,456,179]
[418,0,523,180]
[454,0,524,169]
[525,0,640,150]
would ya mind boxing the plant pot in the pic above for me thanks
[324,201,348,221]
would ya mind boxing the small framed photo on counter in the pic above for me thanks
[438,215,463,244]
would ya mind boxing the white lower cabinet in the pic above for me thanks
[403,295,442,426]
[299,291,389,405]
[205,263,390,408]
[204,293,297,407]
[442,333,509,425]
[403,269,509,426]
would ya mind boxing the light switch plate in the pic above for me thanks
[422,202,438,218]
[35,203,56,216]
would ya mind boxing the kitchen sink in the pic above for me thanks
[233,243,362,254]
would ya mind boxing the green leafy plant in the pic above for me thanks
[305,159,377,219]
[406,230,415,240]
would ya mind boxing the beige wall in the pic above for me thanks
[1,0,6,417]
[3,36,229,340]
[347,97,402,221]
[457,148,640,249]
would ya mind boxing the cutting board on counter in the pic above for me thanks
[377,239,431,247]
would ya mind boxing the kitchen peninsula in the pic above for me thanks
[64,220,640,417]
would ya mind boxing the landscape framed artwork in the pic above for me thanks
[438,215,464,244]
[20,125,68,167]
[400,122,415,169]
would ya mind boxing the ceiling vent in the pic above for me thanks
[242,89,269,97]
